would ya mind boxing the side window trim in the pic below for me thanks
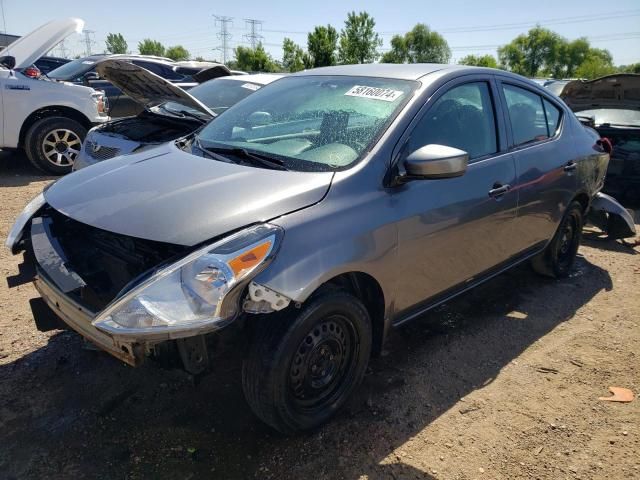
[393,75,503,167]
[496,78,565,151]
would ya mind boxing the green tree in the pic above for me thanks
[165,45,190,61]
[380,24,450,64]
[138,39,165,57]
[307,25,338,68]
[105,33,128,54]
[498,26,561,77]
[337,11,382,64]
[575,48,616,79]
[234,43,279,72]
[558,38,590,78]
[618,63,640,74]
[458,54,498,68]
[282,38,308,72]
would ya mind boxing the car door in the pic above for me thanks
[393,76,519,317]
[497,79,577,253]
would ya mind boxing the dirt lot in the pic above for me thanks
[0,152,639,480]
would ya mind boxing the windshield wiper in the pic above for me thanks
[158,105,209,123]
[201,145,287,170]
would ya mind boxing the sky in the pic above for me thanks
[1,0,639,66]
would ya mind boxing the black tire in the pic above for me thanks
[24,116,87,175]
[242,291,372,434]
[531,201,583,278]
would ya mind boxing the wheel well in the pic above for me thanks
[573,192,590,214]
[315,272,386,356]
[18,106,91,148]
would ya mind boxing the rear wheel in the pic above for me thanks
[242,291,372,434]
[532,201,583,278]
[24,116,86,175]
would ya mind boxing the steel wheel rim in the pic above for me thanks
[288,314,358,412]
[42,128,81,167]
[557,214,578,268]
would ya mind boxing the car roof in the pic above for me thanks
[224,73,285,85]
[290,63,471,80]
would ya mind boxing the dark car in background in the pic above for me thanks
[47,54,227,117]
[74,60,282,170]
[562,74,640,203]
[35,55,70,74]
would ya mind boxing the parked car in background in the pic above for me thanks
[47,54,227,117]
[7,64,635,434]
[0,18,109,174]
[562,74,640,203]
[544,79,571,97]
[74,60,282,170]
[35,55,70,74]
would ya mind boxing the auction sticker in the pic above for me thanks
[241,83,261,91]
[344,85,404,102]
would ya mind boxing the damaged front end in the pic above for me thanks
[587,192,637,239]
[8,202,286,372]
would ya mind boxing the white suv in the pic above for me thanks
[0,18,109,174]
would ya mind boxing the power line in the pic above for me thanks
[56,39,70,58]
[244,18,263,49]
[82,29,96,56]
[213,15,233,64]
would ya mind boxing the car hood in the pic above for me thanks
[0,18,84,70]
[96,59,215,118]
[561,74,640,112]
[44,143,334,246]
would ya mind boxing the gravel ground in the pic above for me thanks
[1,152,639,480]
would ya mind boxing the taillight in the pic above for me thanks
[23,66,41,78]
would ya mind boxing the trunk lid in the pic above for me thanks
[562,74,640,112]
[95,59,215,118]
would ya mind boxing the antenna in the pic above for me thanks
[213,15,233,64]
[243,18,263,50]
[82,29,96,56]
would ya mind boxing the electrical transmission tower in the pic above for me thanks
[82,29,96,56]
[213,15,233,64]
[243,18,263,49]
[57,39,70,58]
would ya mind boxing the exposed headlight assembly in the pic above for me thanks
[93,224,283,339]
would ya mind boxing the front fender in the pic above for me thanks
[587,192,636,239]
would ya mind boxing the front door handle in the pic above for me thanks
[488,183,511,198]
[564,161,577,172]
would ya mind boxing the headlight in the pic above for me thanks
[91,91,108,115]
[92,224,283,338]
[5,191,46,251]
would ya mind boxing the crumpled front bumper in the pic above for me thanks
[34,272,144,366]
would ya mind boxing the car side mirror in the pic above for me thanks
[83,71,100,84]
[0,55,16,69]
[404,144,468,179]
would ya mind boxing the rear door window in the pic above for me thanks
[502,84,561,146]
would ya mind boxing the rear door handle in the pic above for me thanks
[488,183,511,198]
[564,161,577,172]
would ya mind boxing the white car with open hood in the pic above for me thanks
[73,60,282,170]
[0,18,109,174]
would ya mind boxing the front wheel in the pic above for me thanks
[242,291,372,434]
[531,201,584,278]
[24,116,87,175]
